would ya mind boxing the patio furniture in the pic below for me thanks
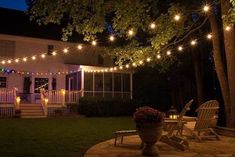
[113,99,193,151]
[160,99,194,151]
[183,100,220,142]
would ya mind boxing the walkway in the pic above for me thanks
[84,135,235,157]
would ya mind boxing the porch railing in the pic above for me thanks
[0,88,17,104]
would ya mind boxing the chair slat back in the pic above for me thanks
[194,100,219,131]
[178,99,194,120]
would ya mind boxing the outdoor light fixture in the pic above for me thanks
[178,46,183,51]
[113,67,117,71]
[7,60,12,64]
[52,51,57,56]
[61,89,66,95]
[16,96,21,109]
[15,59,19,63]
[128,29,134,36]
[119,66,123,70]
[166,50,171,56]
[63,48,68,53]
[132,62,137,67]
[44,98,49,105]
[203,5,210,12]
[225,26,231,31]
[157,54,161,59]
[1,60,6,65]
[125,64,130,68]
[31,56,36,60]
[207,34,212,39]
[91,40,97,46]
[41,54,46,58]
[174,14,181,21]
[168,106,178,119]
[146,57,151,62]
[139,60,143,65]
[23,57,27,62]
[109,35,115,41]
[190,40,197,46]
[77,44,83,50]
[150,23,156,29]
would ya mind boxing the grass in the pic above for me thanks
[0,117,134,157]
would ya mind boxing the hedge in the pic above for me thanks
[78,97,137,117]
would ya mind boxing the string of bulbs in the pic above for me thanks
[0,4,233,74]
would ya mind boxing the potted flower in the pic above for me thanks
[134,106,164,156]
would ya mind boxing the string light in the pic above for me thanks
[23,58,27,62]
[132,62,137,67]
[225,26,231,31]
[178,46,183,51]
[166,50,171,56]
[174,14,181,21]
[52,51,57,56]
[139,60,143,65]
[41,54,46,58]
[119,66,123,70]
[7,60,12,64]
[157,54,161,59]
[125,64,130,68]
[207,33,212,39]
[190,40,197,46]
[15,59,19,63]
[1,60,6,65]
[150,23,156,29]
[31,56,36,60]
[203,5,210,12]
[128,29,134,36]
[91,40,97,46]
[146,57,151,62]
[63,48,69,53]
[77,44,83,50]
[109,35,115,42]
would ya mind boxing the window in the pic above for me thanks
[0,77,7,88]
[104,73,112,91]
[123,74,130,91]
[95,73,103,91]
[34,78,48,93]
[114,73,121,91]
[84,73,93,91]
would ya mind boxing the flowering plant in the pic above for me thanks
[133,106,164,124]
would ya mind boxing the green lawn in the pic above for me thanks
[0,117,134,157]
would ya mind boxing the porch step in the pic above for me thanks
[19,104,45,118]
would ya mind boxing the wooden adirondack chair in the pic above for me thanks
[183,100,220,142]
[160,99,194,151]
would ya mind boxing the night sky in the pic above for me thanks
[0,0,27,11]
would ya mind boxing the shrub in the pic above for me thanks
[78,97,136,117]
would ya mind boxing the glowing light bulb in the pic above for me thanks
[15,59,19,63]
[41,54,46,58]
[157,54,161,59]
[225,26,231,31]
[125,64,130,68]
[31,56,36,60]
[119,66,123,70]
[109,35,115,41]
[91,40,97,46]
[1,60,6,65]
[77,44,83,50]
[166,50,171,56]
[23,58,27,62]
[146,57,151,62]
[7,60,12,64]
[190,40,197,46]
[139,60,143,65]
[207,34,212,39]
[128,29,134,36]
[178,46,183,51]
[203,5,210,12]
[52,51,57,56]
[132,62,137,67]
[113,67,117,71]
[174,14,181,21]
[150,23,156,29]
[63,48,68,53]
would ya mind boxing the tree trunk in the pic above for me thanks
[191,48,204,105]
[221,0,235,127]
[207,7,231,126]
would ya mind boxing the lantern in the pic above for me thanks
[168,106,178,119]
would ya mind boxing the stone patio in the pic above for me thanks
[84,135,235,157]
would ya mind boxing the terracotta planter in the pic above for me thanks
[136,123,163,156]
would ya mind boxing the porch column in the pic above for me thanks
[81,70,84,97]
[130,72,133,99]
